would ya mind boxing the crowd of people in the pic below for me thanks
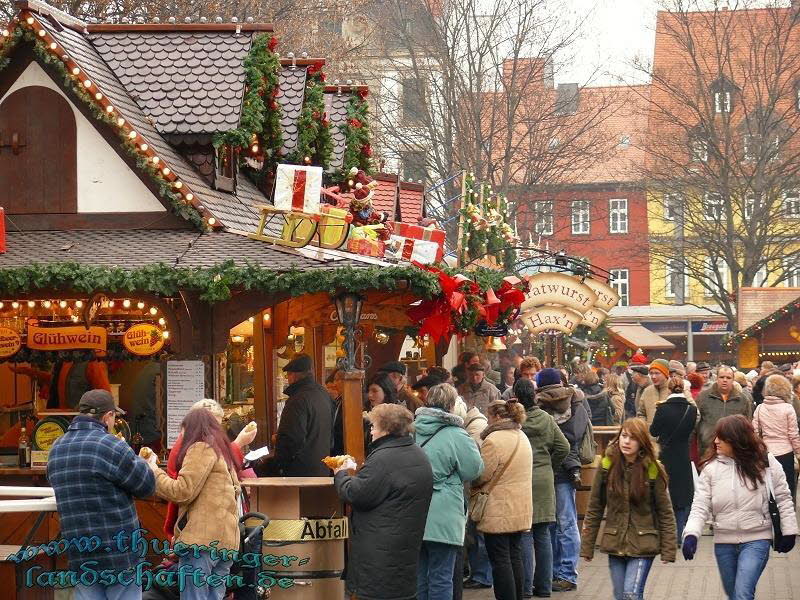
[44,350,800,600]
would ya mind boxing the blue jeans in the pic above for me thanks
[467,522,493,586]
[418,540,459,600]
[179,552,233,600]
[714,540,771,600]
[608,555,654,600]
[75,582,141,600]
[523,522,554,595]
[550,481,580,584]
[674,506,690,545]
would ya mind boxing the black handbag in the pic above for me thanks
[765,460,784,551]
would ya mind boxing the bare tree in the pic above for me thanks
[637,0,800,323]
[351,0,618,228]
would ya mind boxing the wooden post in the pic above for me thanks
[252,309,272,446]
[342,370,365,465]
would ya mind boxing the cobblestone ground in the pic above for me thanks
[465,526,800,599]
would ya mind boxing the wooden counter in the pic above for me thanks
[242,477,345,599]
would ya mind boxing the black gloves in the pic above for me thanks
[682,535,697,560]
[777,535,796,554]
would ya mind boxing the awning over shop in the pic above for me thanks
[608,324,675,351]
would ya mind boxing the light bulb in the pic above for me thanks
[59,300,67,308]
[117,117,125,127]
[83,79,92,88]
[263,313,270,321]
[149,307,158,315]
[0,302,4,309]
[11,302,18,309]
[26,16,34,24]
[2,30,9,37]
[137,301,145,310]
[162,331,170,339]
[108,300,115,308]
[106,105,114,113]
[95,92,102,100]
[140,143,148,151]
[185,193,194,202]
[128,131,137,139]
[49,42,56,49]
[248,317,255,323]
[71,315,79,322]
[72,67,80,75]
[251,145,259,153]
[43,300,51,308]
[75,300,83,308]
[27,300,35,308]
[37,29,45,37]
[123,299,131,308]
[162,167,170,176]
[174,181,182,189]
[207,217,216,226]
[158,317,165,326]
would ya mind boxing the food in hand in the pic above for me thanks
[322,455,355,470]
[244,422,257,433]
[140,447,153,459]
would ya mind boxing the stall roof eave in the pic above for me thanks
[607,324,676,350]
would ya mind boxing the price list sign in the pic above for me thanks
[166,360,205,447]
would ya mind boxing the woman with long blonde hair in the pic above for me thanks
[580,418,676,600]
[603,372,626,424]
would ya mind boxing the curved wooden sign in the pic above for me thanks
[520,306,584,334]
[583,278,620,312]
[521,272,597,315]
[580,307,609,331]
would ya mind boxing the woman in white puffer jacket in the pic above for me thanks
[682,415,798,600]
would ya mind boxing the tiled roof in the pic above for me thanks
[398,181,424,222]
[372,175,398,217]
[38,18,263,233]
[0,229,369,270]
[88,31,252,135]
[277,65,308,156]
[326,91,351,170]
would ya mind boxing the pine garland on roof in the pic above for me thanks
[285,64,333,168]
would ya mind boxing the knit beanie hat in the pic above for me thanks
[649,359,670,378]
[668,360,686,376]
[536,367,562,388]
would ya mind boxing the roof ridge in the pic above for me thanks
[15,0,86,30]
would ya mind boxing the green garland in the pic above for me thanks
[3,343,171,367]
[0,26,207,229]
[0,261,441,303]
[285,68,333,167]
[723,298,800,349]
[214,34,283,184]
[334,91,374,184]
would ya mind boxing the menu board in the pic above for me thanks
[166,360,205,447]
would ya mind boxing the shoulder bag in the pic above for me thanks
[469,432,521,524]
[765,455,784,551]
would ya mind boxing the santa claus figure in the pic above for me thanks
[347,167,392,239]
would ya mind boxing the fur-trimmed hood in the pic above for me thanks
[414,406,465,430]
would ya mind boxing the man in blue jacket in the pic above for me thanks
[48,389,155,600]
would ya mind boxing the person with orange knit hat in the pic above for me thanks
[636,359,671,425]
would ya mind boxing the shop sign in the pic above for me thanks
[475,322,509,337]
[0,327,21,358]
[583,278,621,312]
[580,307,608,331]
[691,321,730,333]
[261,518,349,542]
[520,307,584,335]
[123,323,165,356]
[27,324,106,351]
[329,310,378,322]
[641,321,686,335]
[31,450,49,468]
[521,272,598,314]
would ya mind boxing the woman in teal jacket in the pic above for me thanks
[415,383,484,600]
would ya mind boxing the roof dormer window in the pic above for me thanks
[710,76,738,114]
[714,91,731,113]
[214,143,237,192]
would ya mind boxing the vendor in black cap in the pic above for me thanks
[378,360,423,412]
[255,354,332,477]
[410,374,441,406]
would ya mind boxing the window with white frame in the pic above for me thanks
[714,91,731,113]
[610,269,630,307]
[703,193,724,221]
[692,138,708,162]
[754,265,769,286]
[744,195,756,219]
[535,201,554,235]
[783,258,800,287]
[784,193,800,218]
[704,257,729,296]
[571,200,590,234]
[665,259,687,300]
[664,194,680,221]
[609,198,628,233]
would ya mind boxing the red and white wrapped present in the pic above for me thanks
[347,237,386,257]
[274,164,323,214]
[385,235,440,264]
[390,222,445,262]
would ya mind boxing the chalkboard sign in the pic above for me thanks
[475,322,509,337]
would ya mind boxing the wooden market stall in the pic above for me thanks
[731,288,800,368]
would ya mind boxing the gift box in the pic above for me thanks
[385,235,440,264]
[347,237,386,257]
[390,222,445,262]
[274,164,323,214]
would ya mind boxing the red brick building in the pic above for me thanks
[514,85,651,306]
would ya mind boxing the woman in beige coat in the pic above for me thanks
[471,398,533,600]
[144,408,241,600]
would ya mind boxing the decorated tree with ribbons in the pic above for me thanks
[460,172,518,269]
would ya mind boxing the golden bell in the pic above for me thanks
[375,330,390,345]
[487,336,506,352]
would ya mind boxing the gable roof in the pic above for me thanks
[737,287,800,331]
[88,30,253,135]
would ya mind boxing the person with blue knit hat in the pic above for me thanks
[535,367,590,592]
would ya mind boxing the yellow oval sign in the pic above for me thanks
[33,420,67,451]
[123,324,165,356]
[0,327,22,358]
